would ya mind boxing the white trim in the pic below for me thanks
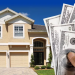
[8,42,30,45]
[0,25,2,39]
[0,42,30,45]
[0,43,8,45]
[46,44,50,46]
[9,52,10,68]
[0,50,7,52]
[0,8,18,15]
[32,37,48,46]
[13,24,25,38]
[28,52,30,67]
[5,13,34,23]
[9,50,30,52]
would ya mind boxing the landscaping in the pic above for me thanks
[30,50,54,75]
[35,69,55,75]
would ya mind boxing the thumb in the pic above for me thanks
[67,52,75,67]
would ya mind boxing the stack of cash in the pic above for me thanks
[43,3,75,75]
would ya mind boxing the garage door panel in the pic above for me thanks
[0,52,6,67]
[10,52,28,67]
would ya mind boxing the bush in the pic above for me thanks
[41,65,46,69]
[34,66,40,70]
[48,49,52,67]
[30,54,35,67]
[46,63,51,69]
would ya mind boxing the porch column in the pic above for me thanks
[29,45,33,65]
[46,45,50,62]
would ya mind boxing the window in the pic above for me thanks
[33,41,44,47]
[13,24,24,38]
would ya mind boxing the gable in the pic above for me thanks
[0,11,15,24]
[5,13,34,24]
[8,17,32,24]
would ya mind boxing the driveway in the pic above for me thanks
[0,68,38,75]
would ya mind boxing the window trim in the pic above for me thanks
[0,25,2,39]
[13,24,25,38]
[33,40,44,47]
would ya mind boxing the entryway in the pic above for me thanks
[34,52,44,65]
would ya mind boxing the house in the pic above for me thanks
[0,8,50,68]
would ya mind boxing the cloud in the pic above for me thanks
[21,12,29,16]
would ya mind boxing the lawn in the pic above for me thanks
[35,69,55,75]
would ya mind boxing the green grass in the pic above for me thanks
[35,69,55,75]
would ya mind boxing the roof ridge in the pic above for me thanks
[34,24,45,26]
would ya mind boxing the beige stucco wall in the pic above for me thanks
[8,23,31,43]
[0,45,9,50]
[9,45,30,50]
[0,24,8,43]
[0,23,50,45]
[29,33,50,45]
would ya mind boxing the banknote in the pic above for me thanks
[59,3,73,24]
[43,15,60,71]
[50,23,75,75]
[43,15,60,38]
[69,4,75,23]
[58,30,75,75]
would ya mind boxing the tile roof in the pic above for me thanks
[28,24,47,32]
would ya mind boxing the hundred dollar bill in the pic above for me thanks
[69,4,75,23]
[59,3,73,24]
[43,15,60,72]
[58,30,75,75]
[43,15,60,38]
[50,23,75,75]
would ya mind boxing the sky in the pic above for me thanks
[0,0,74,25]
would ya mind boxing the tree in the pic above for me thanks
[30,54,35,67]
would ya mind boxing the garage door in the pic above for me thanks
[10,52,28,67]
[0,52,6,67]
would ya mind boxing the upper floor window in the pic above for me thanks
[13,24,24,38]
[33,41,44,47]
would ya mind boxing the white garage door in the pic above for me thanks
[10,52,28,67]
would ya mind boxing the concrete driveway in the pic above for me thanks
[0,68,38,75]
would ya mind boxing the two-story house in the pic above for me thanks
[0,8,50,68]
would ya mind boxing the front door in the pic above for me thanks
[34,52,44,65]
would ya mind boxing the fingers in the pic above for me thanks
[67,52,75,67]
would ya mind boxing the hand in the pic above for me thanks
[68,52,75,67]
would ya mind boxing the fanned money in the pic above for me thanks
[59,4,73,24]
[43,15,60,38]
[43,15,60,74]
[58,31,75,75]
[69,4,75,23]
[43,3,75,75]
[50,23,75,75]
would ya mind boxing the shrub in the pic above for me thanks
[30,54,35,67]
[46,63,51,69]
[34,66,40,70]
[41,65,46,69]
[48,49,52,67]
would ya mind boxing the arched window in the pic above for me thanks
[33,41,44,47]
